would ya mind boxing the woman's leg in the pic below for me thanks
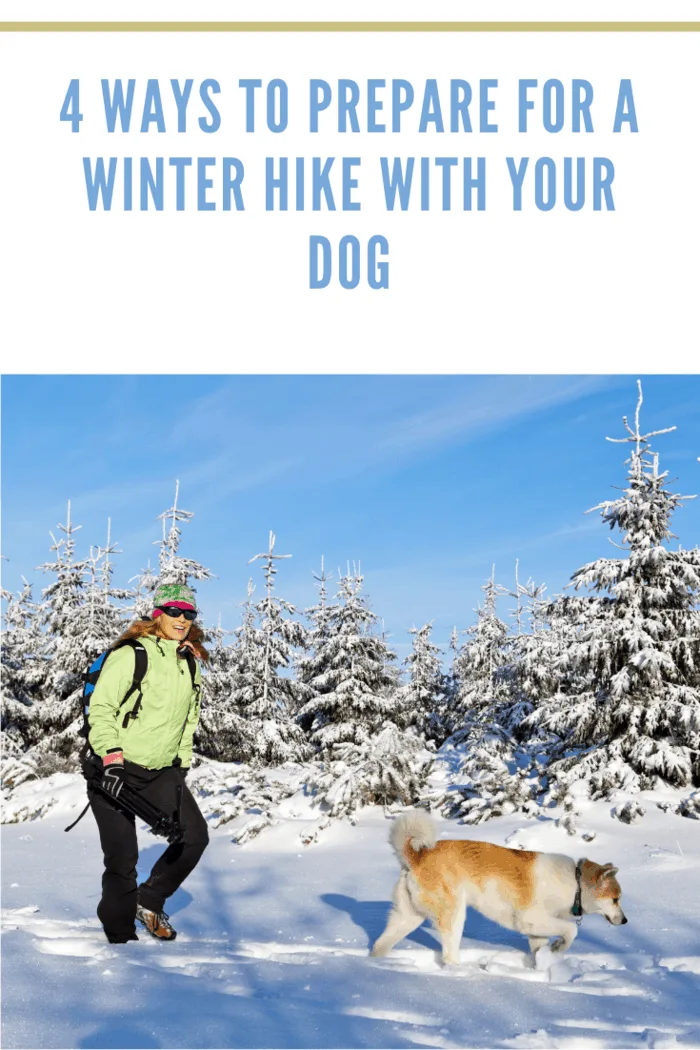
[89,788,139,942]
[137,770,209,913]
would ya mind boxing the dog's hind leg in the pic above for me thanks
[435,893,466,966]
[370,873,424,958]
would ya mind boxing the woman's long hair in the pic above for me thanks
[116,617,209,663]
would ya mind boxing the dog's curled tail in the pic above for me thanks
[390,809,437,867]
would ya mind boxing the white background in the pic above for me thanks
[0,6,698,372]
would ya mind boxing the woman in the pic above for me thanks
[88,583,209,944]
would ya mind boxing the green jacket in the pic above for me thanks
[88,634,202,770]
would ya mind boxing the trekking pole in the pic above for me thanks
[65,780,184,842]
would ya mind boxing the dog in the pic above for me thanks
[371,810,627,965]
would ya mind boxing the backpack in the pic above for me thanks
[81,638,197,738]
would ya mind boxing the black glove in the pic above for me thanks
[101,752,126,799]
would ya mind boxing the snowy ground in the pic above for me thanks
[2,771,700,1050]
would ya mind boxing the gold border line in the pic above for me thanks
[0,21,699,32]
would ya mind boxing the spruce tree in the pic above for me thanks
[398,622,447,743]
[298,565,400,749]
[196,612,255,762]
[32,502,91,755]
[1,579,48,755]
[501,565,553,736]
[532,382,700,798]
[311,722,430,821]
[440,568,536,824]
[33,517,130,760]
[126,560,160,620]
[302,566,429,818]
[128,481,214,626]
[439,626,461,738]
[232,533,310,766]
[296,558,336,735]
[155,480,215,588]
[448,567,510,736]
[72,523,132,657]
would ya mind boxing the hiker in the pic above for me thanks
[87,583,209,944]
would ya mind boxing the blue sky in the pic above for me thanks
[2,375,699,661]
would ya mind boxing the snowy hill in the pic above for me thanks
[2,772,700,1050]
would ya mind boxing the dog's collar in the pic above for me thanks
[572,860,584,922]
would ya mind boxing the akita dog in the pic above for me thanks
[371,810,627,965]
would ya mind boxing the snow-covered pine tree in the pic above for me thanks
[32,518,131,762]
[296,558,337,735]
[1,579,48,786]
[518,588,597,736]
[236,577,259,677]
[126,481,214,626]
[311,722,430,821]
[299,564,400,749]
[500,563,552,735]
[73,522,132,655]
[439,567,538,824]
[439,626,461,734]
[30,502,91,760]
[446,566,510,737]
[531,381,700,800]
[126,560,160,620]
[155,480,216,589]
[397,622,448,743]
[229,533,310,766]
[303,565,429,818]
[196,612,256,763]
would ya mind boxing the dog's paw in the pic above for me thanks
[533,945,554,970]
[370,944,388,958]
[550,937,567,953]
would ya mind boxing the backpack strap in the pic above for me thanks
[184,651,197,691]
[188,652,202,715]
[118,639,149,728]
[174,651,202,758]
[182,650,201,717]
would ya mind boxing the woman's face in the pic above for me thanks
[156,607,193,643]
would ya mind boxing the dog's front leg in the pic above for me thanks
[519,914,577,962]
[550,923,577,953]
[527,935,550,959]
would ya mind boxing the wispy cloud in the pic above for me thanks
[517,517,604,551]
[376,376,611,455]
[152,375,617,505]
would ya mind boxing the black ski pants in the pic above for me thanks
[89,761,209,941]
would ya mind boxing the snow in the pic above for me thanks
[3,772,700,1049]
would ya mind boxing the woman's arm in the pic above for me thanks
[88,646,136,757]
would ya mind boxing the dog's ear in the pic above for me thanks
[597,863,619,882]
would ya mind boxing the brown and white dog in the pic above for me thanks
[371,810,627,965]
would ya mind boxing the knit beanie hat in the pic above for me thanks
[152,582,197,617]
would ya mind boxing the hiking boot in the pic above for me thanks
[136,904,177,940]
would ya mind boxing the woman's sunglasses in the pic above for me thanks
[157,606,198,621]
